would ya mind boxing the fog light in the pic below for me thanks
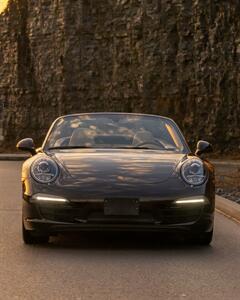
[175,196,206,204]
[32,194,68,203]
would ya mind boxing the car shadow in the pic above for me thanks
[42,231,214,252]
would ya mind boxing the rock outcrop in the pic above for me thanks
[0,0,239,153]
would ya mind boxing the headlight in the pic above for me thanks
[181,158,206,185]
[31,158,59,183]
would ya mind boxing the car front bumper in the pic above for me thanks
[22,196,214,235]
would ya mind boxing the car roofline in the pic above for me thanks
[51,112,175,123]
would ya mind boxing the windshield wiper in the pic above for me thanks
[48,146,94,150]
[115,146,155,150]
[48,146,173,151]
[118,146,177,151]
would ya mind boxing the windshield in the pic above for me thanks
[44,114,187,153]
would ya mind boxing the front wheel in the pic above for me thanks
[188,229,213,246]
[22,222,49,244]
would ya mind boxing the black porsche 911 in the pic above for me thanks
[17,113,215,245]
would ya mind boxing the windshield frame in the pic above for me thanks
[42,113,191,153]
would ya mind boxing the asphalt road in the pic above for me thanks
[0,161,240,300]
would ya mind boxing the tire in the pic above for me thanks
[199,230,213,245]
[22,222,49,245]
[188,229,213,246]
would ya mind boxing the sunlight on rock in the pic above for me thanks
[0,0,8,14]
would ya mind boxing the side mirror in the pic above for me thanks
[16,138,36,155]
[195,140,213,157]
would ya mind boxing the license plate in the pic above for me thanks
[104,198,139,216]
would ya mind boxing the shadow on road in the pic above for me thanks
[35,231,214,252]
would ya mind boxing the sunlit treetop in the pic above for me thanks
[0,0,8,14]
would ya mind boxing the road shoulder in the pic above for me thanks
[216,195,240,224]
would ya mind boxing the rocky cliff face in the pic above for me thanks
[0,0,239,153]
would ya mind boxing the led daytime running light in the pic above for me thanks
[33,194,68,202]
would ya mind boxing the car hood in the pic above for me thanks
[49,150,189,198]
